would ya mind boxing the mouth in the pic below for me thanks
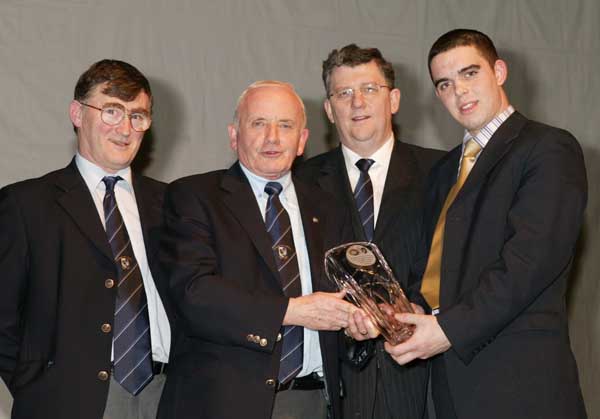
[108,138,131,148]
[261,150,283,158]
[351,115,371,123]
[459,101,478,114]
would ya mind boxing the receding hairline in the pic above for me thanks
[233,80,307,128]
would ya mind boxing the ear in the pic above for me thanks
[389,87,401,115]
[69,100,83,128]
[494,59,508,86]
[323,99,335,124]
[227,124,238,151]
[296,128,309,156]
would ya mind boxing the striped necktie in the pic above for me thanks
[102,176,153,395]
[264,181,303,384]
[420,139,482,311]
[354,158,375,242]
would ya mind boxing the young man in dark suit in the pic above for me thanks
[297,44,443,419]
[0,60,170,419]
[379,29,587,419]
[157,81,355,419]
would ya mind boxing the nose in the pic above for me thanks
[116,116,132,136]
[265,121,279,143]
[454,80,468,96]
[351,90,366,108]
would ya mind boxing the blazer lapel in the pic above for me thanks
[133,175,163,264]
[294,178,327,292]
[220,163,280,279]
[54,160,113,262]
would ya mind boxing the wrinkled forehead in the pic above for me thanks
[87,83,152,110]
[239,85,306,125]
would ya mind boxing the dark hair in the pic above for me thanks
[428,29,499,79]
[322,44,395,94]
[74,59,152,108]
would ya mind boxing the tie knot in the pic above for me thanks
[102,176,123,193]
[356,158,375,173]
[264,182,283,196]
[463,139,482,159]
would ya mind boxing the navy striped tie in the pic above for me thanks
[354,158,375,242]
[264,182,303,384]
[102,176,153,395]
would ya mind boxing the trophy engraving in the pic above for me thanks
[325,242,415,345]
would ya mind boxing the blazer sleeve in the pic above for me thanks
[160,180,288,353]
[437,129,587,364]
[0,186,29,389]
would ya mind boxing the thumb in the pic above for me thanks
[332,289,347,299]
[394,312,425,325]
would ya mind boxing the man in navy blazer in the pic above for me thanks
[0,60,170,418]
[158,81,355,419]
[362,29,588,419]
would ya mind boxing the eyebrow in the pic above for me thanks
[433,64,481,89]
[103,102,150,115]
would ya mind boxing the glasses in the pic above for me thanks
[328,83,391,101]
[79,102,152,132]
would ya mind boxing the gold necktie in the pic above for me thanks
[420,139,482,310]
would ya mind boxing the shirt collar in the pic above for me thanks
[463,105,515,149]
[341,134,394,169]
[75,152,133,192]
[238,162,292,199]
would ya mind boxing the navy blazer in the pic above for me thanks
[425,112,587,419]
[0,159,165,419]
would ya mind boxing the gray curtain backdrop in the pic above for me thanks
[1,1,598,417]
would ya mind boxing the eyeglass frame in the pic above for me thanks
[78,101,152,132]
[327,83,391,101]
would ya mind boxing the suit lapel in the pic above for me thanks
[374,140,418,242]
[316,147,366,241]
[457,112,526,200]
[220,163,280,278]
[54,160,113,262]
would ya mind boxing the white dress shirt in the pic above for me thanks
[75,153,170,363]
[240,163,323,378]
[341,135,395,227]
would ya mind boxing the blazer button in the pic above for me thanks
[253,336,261,344]
[97,370,110,381]
[101,323,112,333]
[246,334,255,342]
[276,333,282,342]
[259,338,268,347]
[105,279,115,289]
[265,378,276,388]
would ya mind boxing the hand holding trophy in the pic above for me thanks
[325,242,415,345]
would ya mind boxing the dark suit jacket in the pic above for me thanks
[424,112,587,419]
[157,163,346,419]
[297,140,443,419]
[0,160,166,419]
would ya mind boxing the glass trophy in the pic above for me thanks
[324,242,415,345]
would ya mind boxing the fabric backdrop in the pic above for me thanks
[1,1,598,417]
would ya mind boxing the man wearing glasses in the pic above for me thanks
[0,59,170,419]
[297,44,443,419]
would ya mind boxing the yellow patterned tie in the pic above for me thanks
[420,139,482,310]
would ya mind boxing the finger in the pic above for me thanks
[390,352,417,366]
[363,316,380,339]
